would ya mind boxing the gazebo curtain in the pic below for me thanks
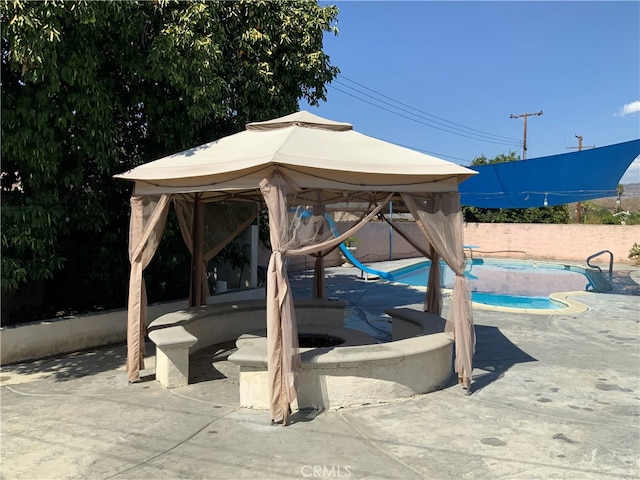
[174,197,257,307]
[259,172,392,424]
[126,194,171,383]
[377,214,441,314]
[123,185,472,399]
[401,192,475,390]
[175,197,209,307]
[126,194,257,382]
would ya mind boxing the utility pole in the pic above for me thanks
[510,110,543,159]
[567,134,595,224]
[567,134,594,153]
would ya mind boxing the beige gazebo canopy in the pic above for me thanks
[115,110,477,424]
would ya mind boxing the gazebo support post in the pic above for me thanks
[189,198,206,307]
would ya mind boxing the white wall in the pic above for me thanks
[1,289,265,365]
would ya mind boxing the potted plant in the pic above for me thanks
[340,236,360,266]
[208,241,251,293]
[344,235,360,250]
[628,243,640,265]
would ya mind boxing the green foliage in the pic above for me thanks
[463,151,570,224]
[142,210,191,305]
[577,197,638,225]
[257,208,271,250]
[463,205,570,224]
[1,194,65,290]
[344,236,360,248]
[469,151,520,166]
[212,241,251,271]
[579,201,616,225]
[1,0,339,323]
[624,211,640,225]
[629,243,640,265]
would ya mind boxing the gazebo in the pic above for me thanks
[115,111,477,425]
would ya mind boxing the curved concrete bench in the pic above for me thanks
[228,308,453,410]
[147,298,346,388]
[384,308,450,340]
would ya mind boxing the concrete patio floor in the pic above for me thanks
[1,260,639,480]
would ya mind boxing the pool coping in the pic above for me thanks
[469,290,589,315]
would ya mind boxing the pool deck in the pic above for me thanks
[1,259,639,480]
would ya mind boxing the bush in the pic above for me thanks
[629,243,640,265]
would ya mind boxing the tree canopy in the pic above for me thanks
[468,151,520,166]
[1,0,339,323]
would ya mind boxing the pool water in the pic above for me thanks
[390,259,594,310]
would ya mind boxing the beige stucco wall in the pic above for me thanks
[294,222,638,268]
[462,223,638,264]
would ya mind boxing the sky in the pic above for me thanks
[301,1,640,184]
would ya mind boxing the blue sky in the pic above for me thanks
[302,1,640,184]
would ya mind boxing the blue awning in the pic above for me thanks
[459,139,640,208]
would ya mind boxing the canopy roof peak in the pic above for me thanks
[246,110,353,132]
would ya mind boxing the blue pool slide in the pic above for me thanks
[323,215,394,281]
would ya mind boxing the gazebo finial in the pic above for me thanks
[246,110,352,132]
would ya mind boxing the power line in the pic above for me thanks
[329,84,517,147]
[325,84,474,162]
[393,143,473,164]
[329,81,521,147]
[335,77,519,144]
[337,76,521,144]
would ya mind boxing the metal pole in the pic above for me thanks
[389,201,393,261]
[575,135,582,223]
[522,114,528,159]
[567,135,595,224]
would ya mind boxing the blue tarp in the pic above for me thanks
[458,139,640,208]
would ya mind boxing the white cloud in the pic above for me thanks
[615,100,640,117]
[620,157,640,184]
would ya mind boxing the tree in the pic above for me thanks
[1,0,339,323]
[468,151,520,166]
[463,151,571,224]
[580,201,616,225]
[615,183,624,213]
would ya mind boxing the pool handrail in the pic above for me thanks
[586,250,613,280]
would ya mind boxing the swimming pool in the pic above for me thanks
[389,259,600,310]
